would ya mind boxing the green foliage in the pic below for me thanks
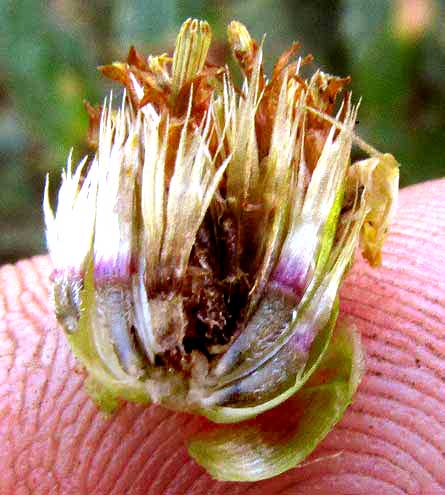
[0,0,443,263]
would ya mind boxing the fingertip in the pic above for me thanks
[1,180,444,494]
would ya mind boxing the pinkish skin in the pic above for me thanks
[1,180,445,493]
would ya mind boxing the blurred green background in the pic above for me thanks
[0,0,444,264]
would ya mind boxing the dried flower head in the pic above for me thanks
[44,19,399,481]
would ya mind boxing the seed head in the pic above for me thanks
[44,18,399,480]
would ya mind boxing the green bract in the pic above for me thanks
[189,319,364,481]
[44,18,399,481]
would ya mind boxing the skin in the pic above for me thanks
[1,179,444,495]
